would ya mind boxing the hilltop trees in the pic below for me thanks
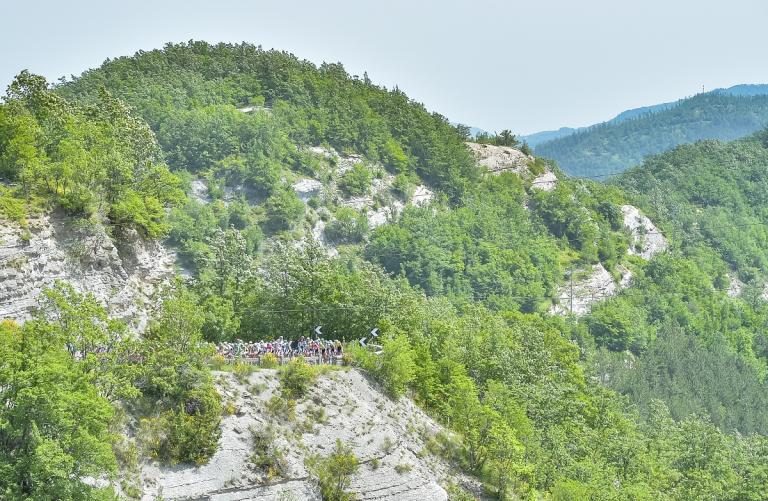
[59,41,479,202]
[0,71,183,237]
[475,129,521,148]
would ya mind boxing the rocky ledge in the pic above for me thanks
[0,211,175,330]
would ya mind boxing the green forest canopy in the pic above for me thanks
[2,41,768,499]
[534,91,768,177]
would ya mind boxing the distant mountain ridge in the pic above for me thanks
[522,102,677,147]
[527,83,768,177]
[523,83,768,149]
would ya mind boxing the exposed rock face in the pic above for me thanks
[550,206,665,316]
[622,205,668,259]
[292,178,324,202]
[466,142,531,174]
[190,179,212,204]
[411,185,434,206]
[0,212,175,330]
[728,275,744,298]
[466,142,558,191]
[139,369,474,500]
[367,201,405,229]
[550,263,621,316]
[531,171,558,191]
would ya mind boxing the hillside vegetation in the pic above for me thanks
[590,134,768,432]
[1,41,768,500]
[534,91,768,177]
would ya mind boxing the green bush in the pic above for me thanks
[233,362,253,383]
[109,190,169,238]
[262,352,279,368]
[325,207,368,243]
[0,189,27,224]
[162,384,223,465]
[251,425,288,481]
[391,172,417,200]
[264,187,304,233]
[306,439,359,501]
[338,164,372,197]
[394,463,412,474]
[266,395,297,421]
[377,333,416,398]
[279,357,317,399]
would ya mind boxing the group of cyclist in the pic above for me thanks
[216,336,344,364]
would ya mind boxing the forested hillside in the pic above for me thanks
[533,91,768,177]
[522,101,675,147]
[2,41,768,500]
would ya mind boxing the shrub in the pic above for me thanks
[251,425,288,481]
[210,354,227,369]
[306,439,359,501]
[377,333,416,398]
[0,189,26,224]
[382,138,409,173]
[444,482,477,501]
[552,479,593,501]
[266,395,296,421]
[325,207,368,243]
[380,436,395,455]
[279,357,317,399]
[264,187,304,233]
[338,164,372,197]
[394,463,412,474]
[109,190,168,238]
[138,384,222,466]
[163,384,223,465]
[233,361,253,383]
[262,352,279,368]
[391,172,417,200]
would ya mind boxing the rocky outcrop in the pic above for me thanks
[292,178,324,202]
[467,142,558,192]
[531,171,558,191]
[622,205,667,259]
[139,369,476,500]
[466,142,532,175]
[0,212,175,330]
[550,205,666,316]
[411,185,434,206]
[190,179,212,204]
[550,263,626,316]
[728,274,744,298]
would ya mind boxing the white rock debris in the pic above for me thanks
[622,204,668,260]
[727,275,744,298]
[292,178,324,202]
[550,263,620,316]
[190,178,212,204]
[139,369,477,500]
[237,106,270,114]
[531,171,558,191]
[411,185,434,206]
[367,200,405,229]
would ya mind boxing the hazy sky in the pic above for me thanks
[3,0,768,134]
